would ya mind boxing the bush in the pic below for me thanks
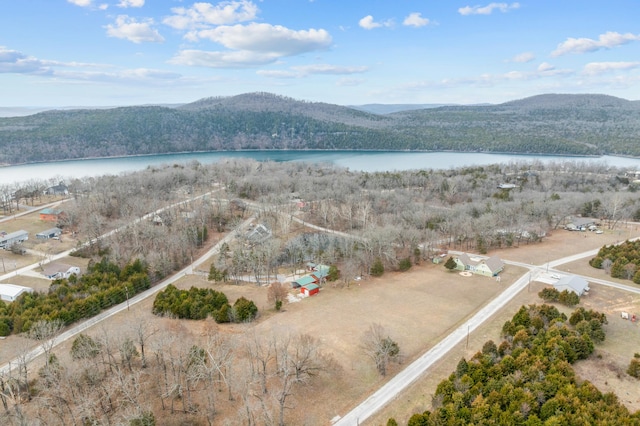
[627,357,640,379]
[0,320,10,337]
[233,297,258,322]
[398,257,412,272]
[370,258,385,277]
[538,287,559,302]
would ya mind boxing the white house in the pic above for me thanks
[41,263,81,280]
[0,284,33,302]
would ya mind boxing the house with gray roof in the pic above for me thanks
[454,253,505,277]
[553,275,590,296]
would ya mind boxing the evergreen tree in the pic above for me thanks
[444,256,457,271]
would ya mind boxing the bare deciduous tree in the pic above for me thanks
[361,323,400,376]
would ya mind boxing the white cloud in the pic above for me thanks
[510,52,534,63]
[458,3,520,16]
[403,12,430,28]
[0,45,182,86]
[256,69,298,78]
[67,0,92,6]
[105,15,165,44]
[583,61,640,75]
[192,23,332,56]
[336,78,364,87]
[169,49,281,68]
[117,0,144,8]
[552,31,640,56]
[537,62,558,73]
[0,46,49,74]
[359,15,393,30]
[291,64,368,76]
[257,64,367,79]
[163,0,259,30]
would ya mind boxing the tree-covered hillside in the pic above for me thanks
[1,92,639,165]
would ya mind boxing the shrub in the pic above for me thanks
[627,357,640,379]
[370,258,385,277]
[398,257,412,272]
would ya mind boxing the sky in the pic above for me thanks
[1,0,639,107]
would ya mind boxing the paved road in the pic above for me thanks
[0,199,70,224]
[333,240,640,425]
[0,215,255,376]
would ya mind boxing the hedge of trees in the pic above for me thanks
[590,240,640,283]
[538,287,580,306]
[0,258,149,336]
[390,304,640,425]
[152,284,258,323]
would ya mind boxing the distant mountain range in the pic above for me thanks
[1,92,639,165]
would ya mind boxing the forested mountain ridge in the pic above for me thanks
[1,92,639,165]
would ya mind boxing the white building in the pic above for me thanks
[0,284,33,302]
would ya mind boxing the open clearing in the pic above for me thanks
[1,223,639,424]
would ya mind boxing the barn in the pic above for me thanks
[301,283,320,297]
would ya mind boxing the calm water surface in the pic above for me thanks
[2,150,640,185]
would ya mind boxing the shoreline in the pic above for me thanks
[0,148,628,169]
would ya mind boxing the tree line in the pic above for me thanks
[0,258,149,336]
[152,284,258,323]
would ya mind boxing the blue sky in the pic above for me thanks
[1,0,639,107]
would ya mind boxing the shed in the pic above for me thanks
[36,227,62,239]
[292,275,316,289]
[0,284,33,302]
[553,275,590,296]
[301,283,320,297]
[0,230,29,249]
[39,208,64,222]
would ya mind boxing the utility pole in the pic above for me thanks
[125,286,130,311]
[466,325,470,348]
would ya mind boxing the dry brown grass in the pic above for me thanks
[1,223,640,425]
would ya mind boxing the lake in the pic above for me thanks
[3,150,640,185]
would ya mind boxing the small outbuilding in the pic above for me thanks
[36,227,62,240]
[39,208,64,222]
[301,283,320,297]
[0,284,33,302]
[553,275,590,296]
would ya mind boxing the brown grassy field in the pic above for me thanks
[1,223,639,425]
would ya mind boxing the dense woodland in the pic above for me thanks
[1,159,640,424]
[1,92,640,164]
